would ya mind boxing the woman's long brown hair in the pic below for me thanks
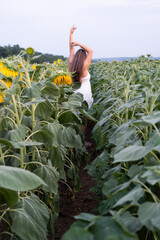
[69,49,87,82]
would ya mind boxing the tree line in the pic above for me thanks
[0,44,67,63]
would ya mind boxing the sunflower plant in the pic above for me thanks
[63,57,160,240]
[0,48,93,239]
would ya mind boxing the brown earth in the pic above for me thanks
[53,120,99,240]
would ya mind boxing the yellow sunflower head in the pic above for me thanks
[26,47,35,55]
[57,59,61,64]
[0,92,6,103]
[54,75,72,86]
[32,64,36,70]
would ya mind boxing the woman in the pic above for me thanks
[69,25,93,110]
[69,25,93,143]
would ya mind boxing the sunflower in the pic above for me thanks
[26,47,35,55]
[63,75,72,85]
[53,59,62,66]
[32,64,36,70]
[0,92,6,103]
[53,61,58,66]
[54,75,72,86]
[0,61,18,78]
[57,59,62,64]
[3,81,12,88]
[0,79,12,89]
[0,79,13,103]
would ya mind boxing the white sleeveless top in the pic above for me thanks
[74,71,93,109]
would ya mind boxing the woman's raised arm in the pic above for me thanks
[69,25,76,68]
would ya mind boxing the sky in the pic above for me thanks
[1,0,160,58]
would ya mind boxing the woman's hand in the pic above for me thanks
[70,25,77,34]
[70,41,78,47]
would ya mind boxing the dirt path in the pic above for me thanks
[53,120,98,240]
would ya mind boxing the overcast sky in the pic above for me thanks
[1,0,160,58]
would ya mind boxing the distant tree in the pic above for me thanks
[0,44,67,63]
[0,46,8,58]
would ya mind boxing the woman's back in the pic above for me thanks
[74,71,93,109]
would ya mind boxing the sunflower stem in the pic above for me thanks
[32,103,36,160]
[11,95,20,126]
[11,95,24,168]
[55,96,59,120]
[0,146,5,165]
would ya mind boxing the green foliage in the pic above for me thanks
[64,56,160,240]
[11,194,49,240]
[0,166,46,191]
[0,50,93,239]
[62,213,138,240]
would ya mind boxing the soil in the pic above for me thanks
[53,120,99,240]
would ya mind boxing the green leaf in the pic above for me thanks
[109,181,131,196]
[12,140,43,148]
[24,98,46,106]
[23,82,42,98]
[87,150,109,177]
[49,145,67,170]
[142,111,160,125]
[78,108,98,122]
[11,194,49,240]
[0,117,15,130]
[34,121,61,146]
[41,82,60,97]
[58,110,82,125]
[102,178,118,197]
[81,216,138,240]
[8,125,27,141]
[5,82,21,95]
[128,165,144,179]
[109,124,136,147]
[114,186,144,207]
[67,164,81,192]
[0,138,14,147]
[0,138,43,149]
[34,165,59,194]
[0,166,46,191]
[114,145,151,163]
[93,114,113,131]
[115,211,143,234]
[118,97,144,112]
[146,165,160,175]
[32,54,42,60]
[141,167,160,185]
[146,131,160,149]
[75,213,98,222]
[62,94,82,108]
[114,132,160,163]
[0,187,18,207]
[58,126,83,150]
[138,202,160,231]
[102,164,121,179]
[62,227,94,240]
[35,101,53,120]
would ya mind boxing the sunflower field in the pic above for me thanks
[63,56,160,240]
[1,50,160,240]
[0,48,95,239]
